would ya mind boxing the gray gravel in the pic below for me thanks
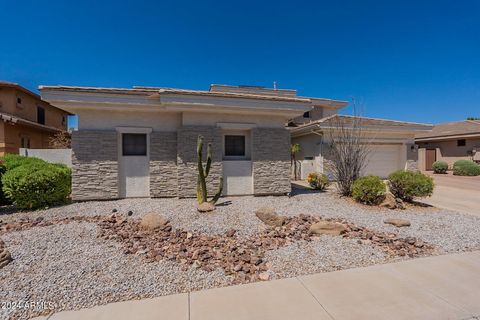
[0,222,231,320]
[1,190,479,319]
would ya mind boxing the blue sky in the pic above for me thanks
[1,0,479,128]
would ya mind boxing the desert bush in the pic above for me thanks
[352,175,386,205]
[1,154,46,171]
[432,161,448,174]
[2,162,71,210]
[307,172,330,191]
[388,170,434,202]
[452,160,480,176]
[0,160,7,205]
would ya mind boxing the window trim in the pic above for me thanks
[222,130,251,161]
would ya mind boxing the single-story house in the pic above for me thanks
[415,120,480,170]
[39,84,324,200]
[290,110,433,179]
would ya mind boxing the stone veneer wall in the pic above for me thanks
[150,132,178,197]
[71,130,118,200]
[252,128,291,195]
[177,126,222,198]
[406,143,419,171]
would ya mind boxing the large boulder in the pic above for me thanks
[255,207,286,227]
[384,218,411,227]
[308,221,347,236]
[139,213,169,231]
[380,192,405,210]
[0,239,12,269]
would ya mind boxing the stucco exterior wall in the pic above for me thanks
[252,128,291,195]
[77,110,181,131]
[0,87,68,130]
[417,137,480,169]
[71,130,118,200]
[177,126,223,198]
[293,131,419,178]
[150,132,178,197]
[182,112,286,128]
[1,122,54,155]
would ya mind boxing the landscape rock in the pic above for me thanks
[197,202,216,213]
[0,239,12,269]
[384,218,411,227]
[380,192,397,209]
[308,221,347,236]
[255,207,286,227]
[139,213,169,231]
[259,272,270,281]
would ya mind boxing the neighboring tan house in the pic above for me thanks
[40,84,323,200]
[415,120,480,170]
[0,81,71,155]
[290,106,433,179]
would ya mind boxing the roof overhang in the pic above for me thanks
[290,115,433,138]
[415,132,480,142]
[39,86,313,118]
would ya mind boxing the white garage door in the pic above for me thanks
[362,144,403,178]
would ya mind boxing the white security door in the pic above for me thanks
[118,129,151,198]
[362,144,402,178]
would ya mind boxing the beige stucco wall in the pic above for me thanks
[77,110,182,131]
[292,131,418,178]
[0,122,54,155]
[182,111,286,128]
[417,137,480,169]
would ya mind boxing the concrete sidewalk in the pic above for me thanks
[38,251,480,320]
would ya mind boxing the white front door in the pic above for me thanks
[118,129,151,198]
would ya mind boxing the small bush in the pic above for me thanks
[432,161,448,174]
[352,176,386,205]
[307,172,330,191]
[452,160,480,176]
[0,160,7,205]
[2,162,71,210]
[1,154,46,171]
[388,170,434,202]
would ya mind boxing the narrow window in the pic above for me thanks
[122,133,147,156]
[303,111,311,118]
[37,106,45,125]
[225,135,245,156]
[21,137,30,148]
[17,97,22,104]
[457,139,466,147]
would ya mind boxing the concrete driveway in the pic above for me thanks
[422,172,480,216]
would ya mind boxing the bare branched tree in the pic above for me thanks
[324,99,371,196]
[49,131,71,149]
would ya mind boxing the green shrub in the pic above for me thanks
[306,172,330,191]
[352,176,386,205]
[432,161,448,174]
[452,160,480,176]
[0,160,7,205]
[388,170,434,202]
[1,154,47,171]
[2,162,71,210]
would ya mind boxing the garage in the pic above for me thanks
[362,144,403,178]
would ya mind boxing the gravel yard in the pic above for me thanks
[1,189,480,319]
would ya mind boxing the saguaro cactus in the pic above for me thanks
[197,135,223,205]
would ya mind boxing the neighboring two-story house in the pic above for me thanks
[0,81,71,155]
